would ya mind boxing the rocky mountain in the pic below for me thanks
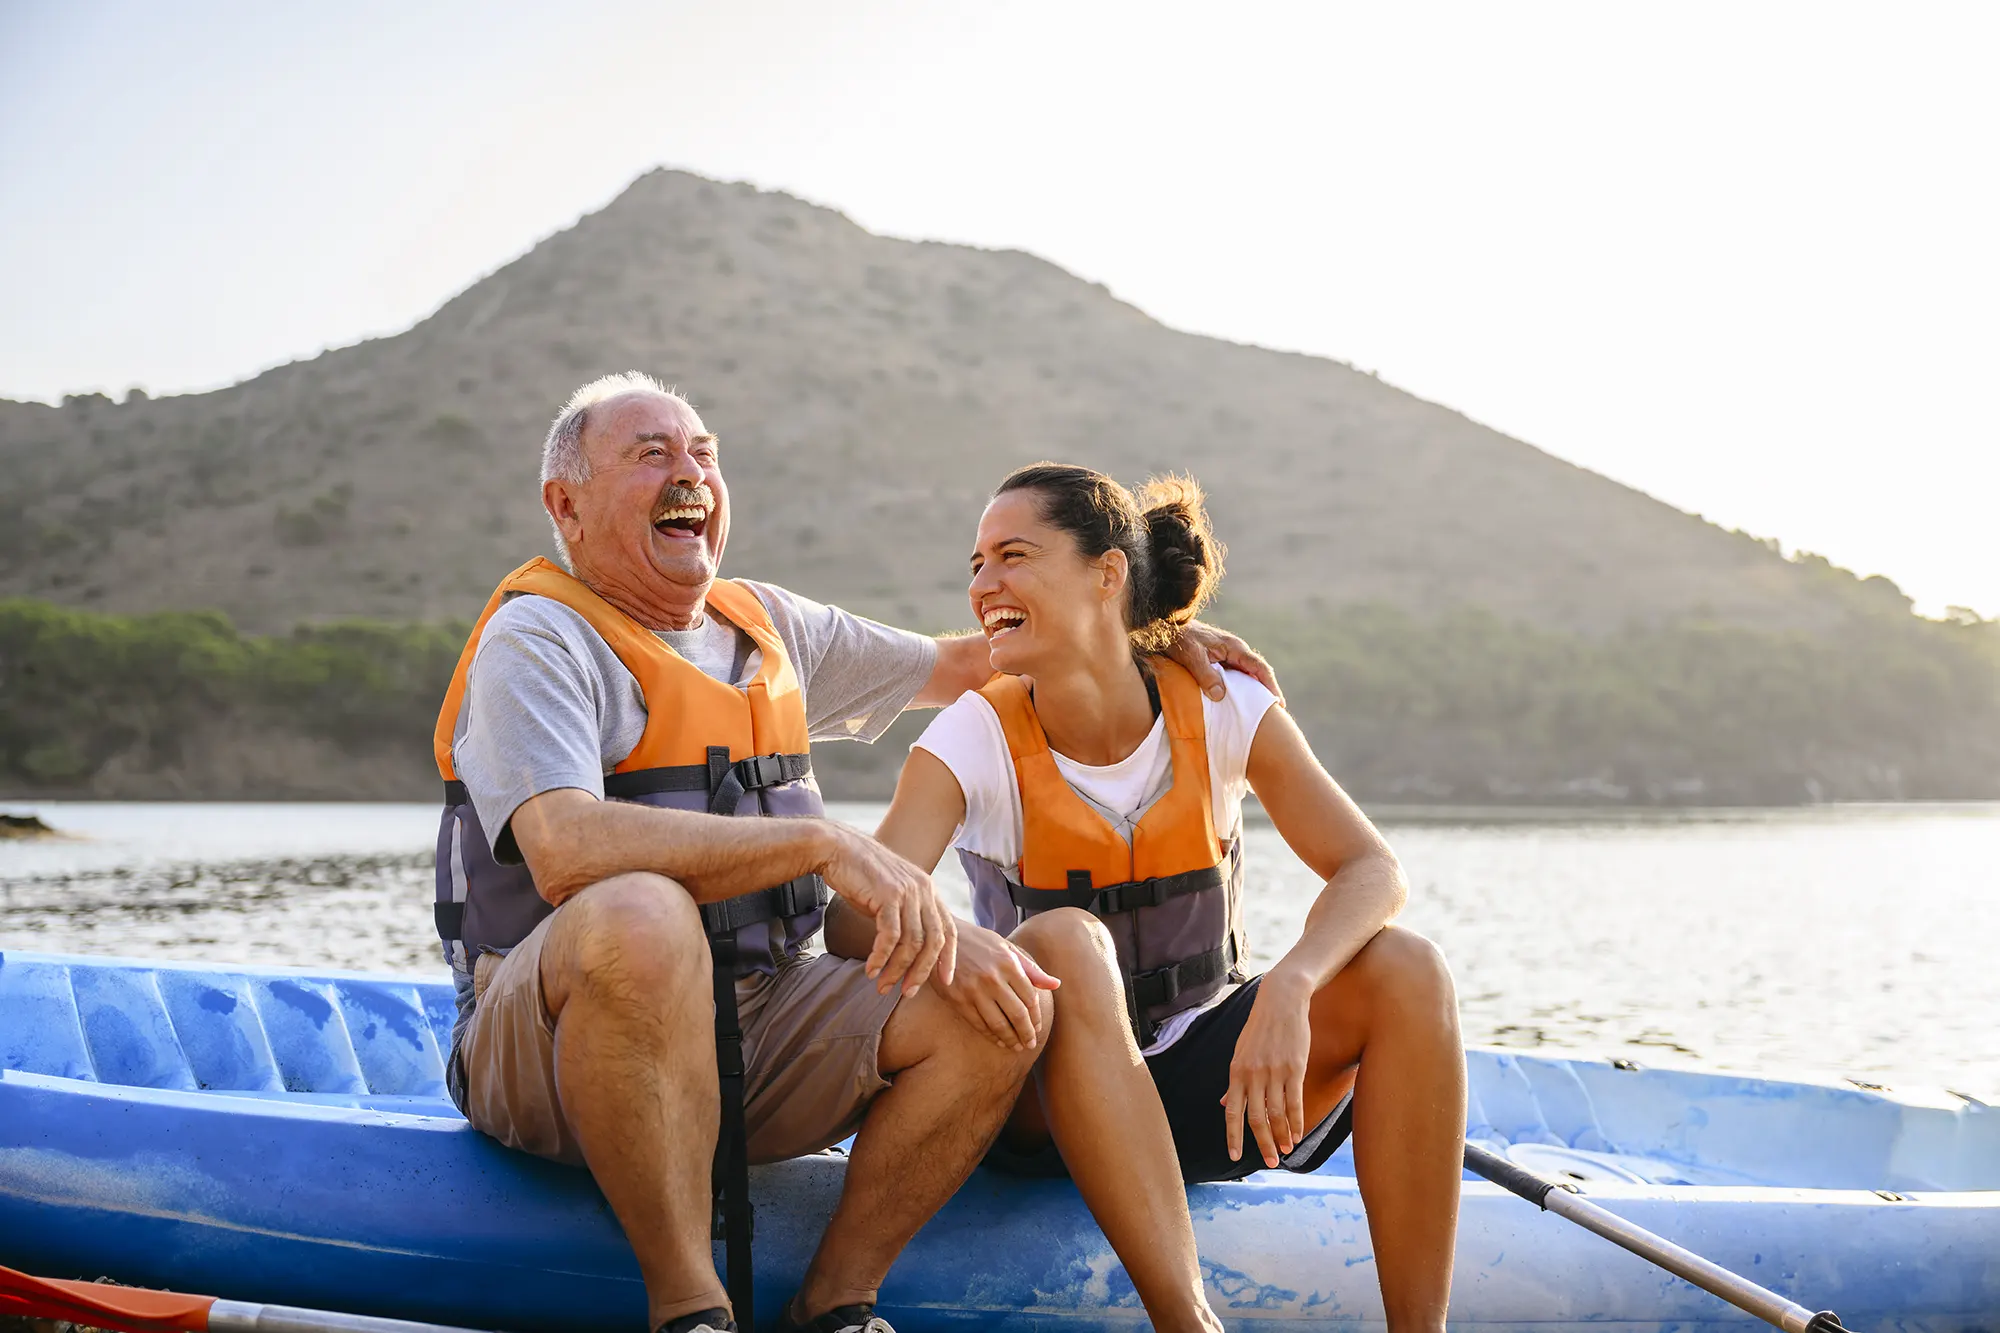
[0,169,1911,638]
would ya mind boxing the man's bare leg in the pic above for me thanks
[1008,909,1223,1333]
[1299,926,1464,1333]
[789,982,1047,1320]
[540,873,729,1330]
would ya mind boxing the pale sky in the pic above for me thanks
[3,1,1994,616]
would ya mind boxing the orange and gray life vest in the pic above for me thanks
[958,660,1248,1045]
[432,557,829,980]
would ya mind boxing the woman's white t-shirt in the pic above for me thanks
[912,668,1280,1054]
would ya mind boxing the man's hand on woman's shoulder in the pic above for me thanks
[1164,620,1284,704]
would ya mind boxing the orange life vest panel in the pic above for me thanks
[433,557,809,780]
[969,660,1247,1043]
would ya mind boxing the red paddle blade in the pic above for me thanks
[0,1263,214,1333]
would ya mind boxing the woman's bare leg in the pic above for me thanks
[1298,926,1464,1333]
[1010,908,1223,1333]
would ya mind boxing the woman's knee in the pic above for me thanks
[1350,925,1457,1016]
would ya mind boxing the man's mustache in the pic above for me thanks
[653,483,715,516]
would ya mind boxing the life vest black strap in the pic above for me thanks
[703,747,815,817]
[699,874,831,939]
[1128,939,1237,1012]
[442,751,811,812]
[434,901,465,941]
[709,938,755,1329]
[1007,863,1227,917]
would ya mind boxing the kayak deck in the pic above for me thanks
[2,949,1995,1331]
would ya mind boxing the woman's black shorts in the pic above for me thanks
[984,975,1353,1184]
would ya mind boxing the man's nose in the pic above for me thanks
[667,447,704,489]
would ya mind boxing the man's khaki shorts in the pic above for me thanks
[457,910,902,1166]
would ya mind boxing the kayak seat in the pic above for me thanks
[0,954,450,1100]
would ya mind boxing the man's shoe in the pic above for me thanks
[781,1300,894,1333]
[657,1308,735,1333]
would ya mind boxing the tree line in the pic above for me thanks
[3,597,1995,804]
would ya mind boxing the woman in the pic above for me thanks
[869,464,1465,1332]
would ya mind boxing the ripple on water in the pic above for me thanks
[2,799,1996,1096]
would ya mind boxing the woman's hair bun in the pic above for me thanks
[1133,473,1224,647]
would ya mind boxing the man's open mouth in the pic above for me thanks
[654,505,709,539]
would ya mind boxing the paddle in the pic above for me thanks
[1463,1141,1848,1333]
[0,1263,496,1333]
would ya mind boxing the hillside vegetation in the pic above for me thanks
[2,168,1992,803]
[5,596,1994,804]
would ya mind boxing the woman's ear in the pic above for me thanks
[1098,547,1130,603]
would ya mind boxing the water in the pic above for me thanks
[3,800,1996,1097]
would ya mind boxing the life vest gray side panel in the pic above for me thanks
[437,777,825,978]
[958,837,1247,1040]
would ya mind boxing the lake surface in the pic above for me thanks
[3,800,1995,1098]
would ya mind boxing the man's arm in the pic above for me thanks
[913,621,1283,708]
[510,788,957,994]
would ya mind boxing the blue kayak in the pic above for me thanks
[1,949,1995,1331]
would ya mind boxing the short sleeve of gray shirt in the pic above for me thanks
[450,579,937,861]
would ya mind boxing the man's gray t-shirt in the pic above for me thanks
[451,579,937,866]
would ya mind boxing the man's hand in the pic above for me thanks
[1164,620,1283,704]
[819,824,957,997]
[936,923,1061,1051]
[1222,973,1314,1168]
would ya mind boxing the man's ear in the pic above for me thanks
[544,478,584,549]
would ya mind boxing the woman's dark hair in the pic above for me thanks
[994,462,1225,651]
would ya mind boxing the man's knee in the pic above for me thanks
[1350,926,1457,1018]
[546,872,709,1005]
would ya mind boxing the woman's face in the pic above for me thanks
[968,489,1128,676]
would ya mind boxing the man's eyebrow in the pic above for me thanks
[632,431,719,446]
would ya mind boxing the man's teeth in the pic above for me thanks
[982,608,1026,631]
[656,506,707,524]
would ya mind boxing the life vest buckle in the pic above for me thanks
[1096,877,1162,916]
[736,753,787,790]
[1137,962,1184,1004]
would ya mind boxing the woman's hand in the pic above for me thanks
[1163,620,1284,704]
[938,922,1061,1051]
[1223,974,1314,1168]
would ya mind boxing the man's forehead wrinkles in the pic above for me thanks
[630,430,718,446]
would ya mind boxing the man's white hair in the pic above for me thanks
[540,372,686,564]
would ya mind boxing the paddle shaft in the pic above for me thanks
[208,1302,495,1333]
[1464,1142,1845,1333]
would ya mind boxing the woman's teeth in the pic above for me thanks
[982,608,1026,633]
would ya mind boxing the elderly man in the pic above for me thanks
[432,372,1271,1333]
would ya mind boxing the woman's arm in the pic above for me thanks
[1249,706,1407,998]
[1223,704,1409,1167]
[874,746,968,874]
[854,747,1060,1050]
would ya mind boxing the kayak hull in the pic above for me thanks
[2,951,1995,1332]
